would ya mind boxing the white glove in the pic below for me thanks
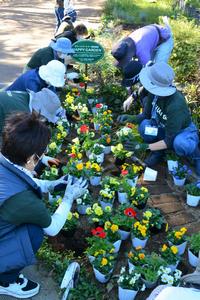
[41,155,60,167]
[48,175,69,192]
[66,72,79,80]
[123,95,134,112]
[162,16,170,26]
[63,177,88,201]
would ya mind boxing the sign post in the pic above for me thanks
[72,40,104,90]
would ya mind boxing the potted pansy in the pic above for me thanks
[76,189,94,215]
[185,183,200,207]
[160,244,180,272]
[86,203,113,226]
[104,222,121,253]
[92,253,116,283]
[167,227,188,255]
[89,143,105,164]
[136,253,166,288]
[62,160,86,179]
[121,163,143,187]
[99,187,115,209]
[85,161,102,186]
[131,220,150,249]
[76,103,90,119]
[86,238,115,264]
[166,151,179,172]
[40,165,59,181]
[158,266,182,286]
[116,126,135,143]
[187,232,200,267]
[111,143,133,166]
[118,267,145,300]
[62,211,79,237]
[93,112,102,131]
[82,137,95,158]
[63,92,77,117]
[116,178,131,204]
[47,141,62,157]
[99,134,112,155]
[111,205,137,240]
[52,122,68,145]
[127,247,146,271]
[171,163,192,186]
[101,109,113,127]
[130,186,150,209]
[77,124,95,142]
[99,124,112,136]
[101,176,120,192]
[66,143,83,162]
[143,208,166,234]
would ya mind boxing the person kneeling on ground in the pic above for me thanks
[6,60,66,94]
[0,112,87,298]
[55,23,88,43]
[118,62,200,176]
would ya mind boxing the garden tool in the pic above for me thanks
[60,262,80,300]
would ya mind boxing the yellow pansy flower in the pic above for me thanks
[67,212,72,220]
[175,231,182,239]
[143,211,152,219]
[76,163,84,171]
[104,221,111,230]
[94,207,103,216]
[128,251,134,258]
[110,224,119,232]
[138,253,145,260]
[73,212,79,219]
[49,142,57,150]
[77,153,83,159]
[180,227,187,234]
[162,244,168,252]
[171,246,178,255]
[101,258,108,266]
[86,207,92,215]
[85,161,91,169]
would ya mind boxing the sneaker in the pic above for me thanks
[0,274,40,299]
[144,151,165,167]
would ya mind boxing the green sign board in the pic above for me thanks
[72,40,104,64]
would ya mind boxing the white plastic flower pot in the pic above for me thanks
[118,192,128,204]
[94,123,100,131]
[118,286,138,300]
[142,278,157,289]
[167,160,178,172]
[188,249,199,267]
[89,153,104,164]
[113,240,122,253]
[132,237,148,249]
[173,176,186,186]
[167,261,179,272]
[168,241,187,256]
[86,151,91,158]
[128,260,135,272]
[186,194,200,207]
[99,200,113,210]
[127,176,138,187]
[104,146,111,155]
[77,204,91,215]
[88,255,95,263]
[90,176,101,186]
[93,267,112,283]
[118,229,130,240]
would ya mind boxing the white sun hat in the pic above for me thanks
[39,60,66,87]
[139,62,176,97]
[28,88,61,123]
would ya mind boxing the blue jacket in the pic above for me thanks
[55,7,64,29]
[0,154,42,273]
[6,69,48,93]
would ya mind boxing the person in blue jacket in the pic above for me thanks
[55,0,64,32]
[6,60,66,93]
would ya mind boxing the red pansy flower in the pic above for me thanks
[96,103,103,109]
[79,82,85,88]
[91,227,106,238]
[121,170,128,176]
[80,124,89,134]
[124,208,137,218]
[69,153,76,158]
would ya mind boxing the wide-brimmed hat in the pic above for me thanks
[111,37,136,69]
[51,37,75,54]
[39,60,66,87]
[139,62,176,96]
[122,60,142,87]
[28,88,61,123]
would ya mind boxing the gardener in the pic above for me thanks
[6,60,66,93]
[55,23,89,43]
[55,0,64,32]
[23,37,74,72]
[118,62,200,176]
[111,17,173,70]
[0,112,87,299]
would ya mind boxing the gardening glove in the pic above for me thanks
[123,95,134,112]
[41,155,60,167]
[124,141,149,152]
[60,262,80,300]
[63,177,88,202]
[117,114,137,124]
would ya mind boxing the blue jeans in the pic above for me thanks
[0,225,44,284]
[139,119,199,157]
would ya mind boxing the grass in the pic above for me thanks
[104,0,174,25]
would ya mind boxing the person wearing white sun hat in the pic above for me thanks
[118,62,200,176]
[6,60,66,93]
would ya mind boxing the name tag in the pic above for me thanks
[145,126,158,136]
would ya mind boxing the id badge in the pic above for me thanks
[144,125,158,136]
